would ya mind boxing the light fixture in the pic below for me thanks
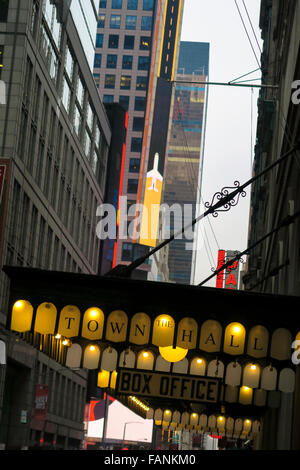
[143,352,149,358]
[55,334,61,339]
[250,364,256,371]
[233,325,241,333]
[196,358,203,364]
[14,301,23,308]
[89,345,96,352]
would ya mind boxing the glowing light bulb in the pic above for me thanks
[55,334,61,339]
[62,339,68,346]
[143,352,149,358]
[233,325,241,333]
[243,386,250,391]
[89,345,96,352]
[15,301,23,308]
[197,358,203,364]
[251,364,256,371]
[165,410,170,414]
[90,310,98,317]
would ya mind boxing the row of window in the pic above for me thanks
[101,94,146,113]
[94,53,150,70]
[101,74,148,90]
[97,14,153,30]
[96,33,151,50]
[99,0,154,10]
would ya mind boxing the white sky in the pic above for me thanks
[180,0,263,287]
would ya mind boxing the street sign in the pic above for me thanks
[115,368,221,404]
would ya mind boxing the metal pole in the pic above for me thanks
[172,80,278,89]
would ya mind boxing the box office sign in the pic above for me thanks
[115,368,221,404]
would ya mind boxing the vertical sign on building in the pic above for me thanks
[216,249,226,288]
[33,385,49,421]
[224,250,240,290]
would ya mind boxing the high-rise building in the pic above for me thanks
[155,41,210,284]
[0,0,111,449]
[94,0,185,279]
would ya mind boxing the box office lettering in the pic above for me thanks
[116,368,220,403]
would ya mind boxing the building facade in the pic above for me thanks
[243,0,300,450]
[0,0,111,449]
[156,41,209,284]
[94,0,185,279]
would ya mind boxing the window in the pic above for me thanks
[107,54,117,68]
[122,55,133,70]
[129,158,140,173]
[65,47,74,79]
[143,0,154,10]
[105,74,116,89]
[94,53,102,68]
[140,36,151,50]
[120,75,131,90]
[136,76,147,90]
[134,96,146,111]
[103,95,114,104]
[131,137,142,152]
[86,103,94,130]
[119,95,130,111]
[124,35,135,50]
[93,73,100,87]
[112,0,122,8]
[98,14,105,28]
[132,117,144,131]
[138,56,150,70]
[141,16,152,30]
[96,33,103,48]
[74,104,82,136]
[122,243,133,261]
[62,76,71,113]
[76,77,85,106]
[128,0,138,9]
[127,179,138,194]
[110,14,121,28]
[99,0,107,7]
[108,34,119,48]
[126,15,137,29]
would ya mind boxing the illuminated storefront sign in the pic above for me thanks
[116,369,220,404]
[3,266,300,409]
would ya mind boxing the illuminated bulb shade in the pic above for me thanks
[159,346,188,363]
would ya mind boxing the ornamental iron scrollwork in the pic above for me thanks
[205,181,247,217]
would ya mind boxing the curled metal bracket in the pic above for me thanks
[205,181,247,217]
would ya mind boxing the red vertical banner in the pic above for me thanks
[33,385,49,421]
[216,250,225,288]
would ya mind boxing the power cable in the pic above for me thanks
[234,0,262,70]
